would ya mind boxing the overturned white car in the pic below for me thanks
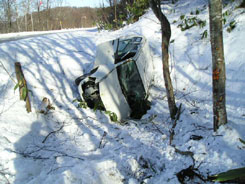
[75,35,154,121]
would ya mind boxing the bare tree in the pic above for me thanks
[46,0,50,30]
[22,0,33,31]
[209,0,227,131]
[107,0,113,7]
[36,0,41,26]
[6,0,12,29]
[2,0,22,32]
[1,0,14,32]
[113,0,117,22]
[149,0,178,119]
[13,1,21,32]
[0,1,6,32]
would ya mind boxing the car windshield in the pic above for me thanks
[118,39,132,55]
[115,37,142,63]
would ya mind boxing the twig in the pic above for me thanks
[7,149,49,160]
[54,154,84,161]
[152,121,165,135]
[37,147,84,161]
[174,147,195,164]
[0,171,10,184]
[42,124,64,143]
[0,60,16,84]
[47,165,73,175]
[0,167,12,184]
[98,131,107,149]
[177,90,198,100]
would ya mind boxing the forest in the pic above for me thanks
[0,0,99,33]
[0,0,152,33]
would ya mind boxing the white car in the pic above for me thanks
[75,35,154,121]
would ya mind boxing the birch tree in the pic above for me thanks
[209,0,227,131]
[149,0,178,119]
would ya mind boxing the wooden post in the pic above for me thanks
[15,62,32,113]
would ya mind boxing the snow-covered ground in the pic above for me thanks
[0,0,244,183]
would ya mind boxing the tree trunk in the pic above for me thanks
[162,26,178,119]
[25,14,28,31]
[37,0,40,29]
[31,13,34,31]
[14,2,21,32]
[209,0,227,131]
[7,0,12,32]
[46,0,50,30]
[240,0,245,8]
[108,0,113,7]
[149,0,177,119]
[113,0,117,26]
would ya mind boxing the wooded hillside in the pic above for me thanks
[0,5,98,33]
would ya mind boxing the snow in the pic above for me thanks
[0,0,245,183]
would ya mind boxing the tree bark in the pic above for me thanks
[149,0,177,119]
[209,0,227,131]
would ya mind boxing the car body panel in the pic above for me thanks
[76,35,154,121]
[99,69,131,120]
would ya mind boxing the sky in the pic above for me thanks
[65,0,109,8]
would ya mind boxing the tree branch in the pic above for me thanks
[42,124,64,143]
[0,60,16,84]
[98,131,107,149]
[7,149,49,160]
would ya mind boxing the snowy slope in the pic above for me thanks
[0,0,244,183]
